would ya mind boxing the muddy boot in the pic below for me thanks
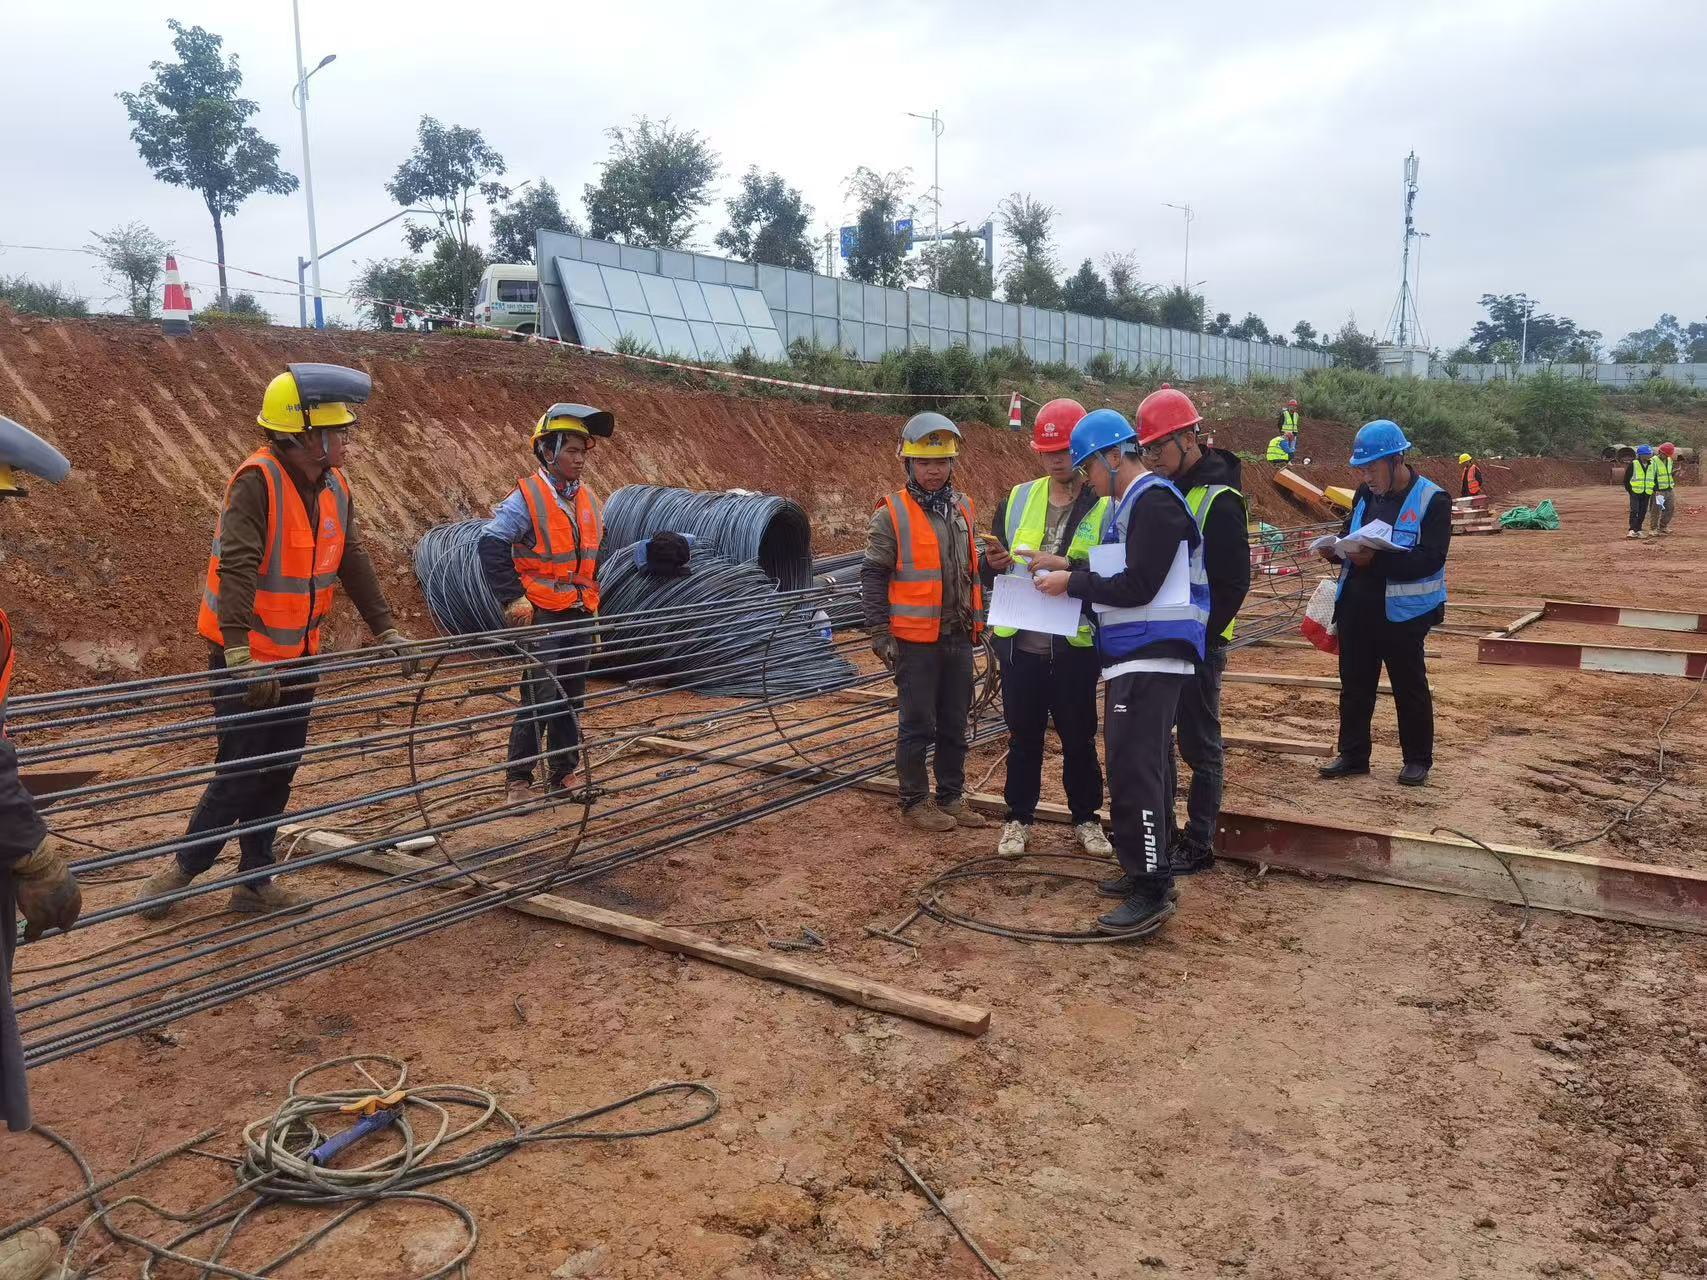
[505,778,534,807]
[230,880,311,915]
[0,1227,59,1280]
[1095,880,1177,935]
[1075,820,1113,857]
[134,863,197,921]
[903,802,955,833]
[996,820,1028,856]
[937,799,988,829]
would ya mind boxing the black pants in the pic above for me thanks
[1105,670,1187,883]
[179,649,317,881]
[1629,492,1649,533]
[1175,647,1226,850]
[508,609,592,785]
[997,639,1103,825]
[1,735,42,1131]
[1336,611,1434,768]
[894,633,974,810]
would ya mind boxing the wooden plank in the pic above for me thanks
[295,828,990,1036]
[1273,468,1336,519]
[1223,671,1393,695]
[1252,638,1441,659]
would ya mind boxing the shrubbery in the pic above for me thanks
[0,276,89,318]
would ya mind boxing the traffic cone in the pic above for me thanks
[1008,392,1023,430]
[391,303,407,330]
[160,255,192,337]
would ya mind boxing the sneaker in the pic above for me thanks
[937,799,988,829]
[134,863,196,921]
[229,881,311,915]
[996,820,1029,856]
[903,802,956,833]
[0,1226,59,1280]
[1170,836,1215,876]
[1075,821,1113,857]
[1095,882,1177,935]
[1627,530,1641,539]
[1099,871,1181,903]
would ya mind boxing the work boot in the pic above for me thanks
[1318,756,1370,780]
[134,863,196,921]
[1397,763,1431,787]
[1170,834,1215,876]
[937,799,988,829]
[903,802,956,833]
[1075,820,1113,857]
[0,1227,58,1280]
[229,880,311,915]
[505,778,534,807]
[1098,871,1181,903]
[1095,881,1177,935]
[996,820,1029,857]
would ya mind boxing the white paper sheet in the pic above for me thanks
[986,573,1085,638]
[1086,541,1191,615]
[1310,519,1405,557]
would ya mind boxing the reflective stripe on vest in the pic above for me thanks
[1334,476,1448,623]
[1654,456,1676,490]
[1462,464,1482,496]
[0,607,13,720]
[883,489,984,643]
[512,474,602,613]
[992,478,1102,647]
[1185,483,1243,643]
[1266,435,1292,462]
[196,450,351,661]
[1630,459,1657,495]
[1093,474,1211,663]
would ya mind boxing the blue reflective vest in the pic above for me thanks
[1335,476,1448,623]
[1092,473,1211,663]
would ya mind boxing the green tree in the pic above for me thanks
[1228,312,1270,342]
[1325,317,1380,372]
[226,290,265,317]
[1467,293,1598,362]
[997,193,1060,307]
[418,238,490,321]
[0,276,89,318]
[1291,320,1320,350]
[1102,253,1157,324]
[1205,312,1232,337]
[931,231,992,299]
[1511,370,1607,454]
[487,180,578,264]
[1061,259,1109,316]
[385,115,506,319]
[843,167,914,287]
[1612,314,1687,363]
[117,20,298,308]
[585,116,721,249]
[1685,321,1707,363]
[715,168,815,270]
[85,222,170,319]
[1155,285,1205,332]
[352,257,424,329]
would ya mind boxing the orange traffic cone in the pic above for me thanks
[391,303,407,329]
[160,255,192,336]
[1007,392,1023,430]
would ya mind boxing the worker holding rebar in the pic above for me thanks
[1624,445,1658,540]
[478,404,613,804]
[1648,442,1678,536]
[135,365,416,920]
[1035,409,1209,936]
[0,416,82,1139]
[1132,386,1250,875]
[981,398,1113,861]
[1267,402,1300,463]
[1317,420,1450,787]
[862,413,987,833]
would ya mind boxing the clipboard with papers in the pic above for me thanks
[1085,541,1192,614]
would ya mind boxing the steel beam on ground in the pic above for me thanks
[1541,600,1707,634]
[1478,636,1707,679]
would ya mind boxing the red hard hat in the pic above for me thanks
[1286,400,1299,409]
[1136,385,1202,446]
[1659,441,1677,457]
[1031,398,1087,452]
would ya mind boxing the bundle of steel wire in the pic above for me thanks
[603,485,814,590]
[413,520,507,634]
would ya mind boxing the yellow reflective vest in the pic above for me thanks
[992,478,1108,647]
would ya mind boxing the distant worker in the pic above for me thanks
[136,364,416,919]
[479,404,613,803]
[981,398,1112,860]
[1267,401,1300,463]
[1459,452,1485,498]
[1,416,82,1141]
[862,414,987,833]
[1036,409,1209,937]
[1648,442,1678,536]
[1624,445,1658,540]
[1133,386,1250,875]
[1318,420,1450,787]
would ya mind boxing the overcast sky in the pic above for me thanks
[4,0,1703,349]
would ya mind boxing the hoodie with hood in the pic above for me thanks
[1172,446,1251,648]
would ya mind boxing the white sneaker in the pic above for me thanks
[1076,821,1114,857]
[996,820,1028,856]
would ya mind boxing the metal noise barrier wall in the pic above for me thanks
[413,519,857,698]
[603,486,814,591]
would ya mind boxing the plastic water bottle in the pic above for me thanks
[811,609,832,642]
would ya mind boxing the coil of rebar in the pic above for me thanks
[603,485,814,590]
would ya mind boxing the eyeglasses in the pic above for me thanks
[1137,431,1187,458]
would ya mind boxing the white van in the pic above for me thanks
[472,263,539,333]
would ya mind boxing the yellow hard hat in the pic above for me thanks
[899,411,962,459]
[1458,452,1473,465]
[532,402,615,444]
[257,363,370,433]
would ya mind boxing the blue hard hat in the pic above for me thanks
[1349,419,1413,467]
[1069,408,1136,469]
[1637,444,1654,457]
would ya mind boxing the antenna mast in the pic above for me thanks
[1384,151,1425,348]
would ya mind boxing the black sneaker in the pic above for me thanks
[1098,872,1181,903]
[1095,882,1177,935]
[1170,836,1215,877]
[1397,763,1431,787]
[1318,756,1371,780]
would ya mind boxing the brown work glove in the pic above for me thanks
[375,627,421,679]
[871,632,898,670]
[13,834,82,942]
[503,597,535,628]
[224,645,280,710]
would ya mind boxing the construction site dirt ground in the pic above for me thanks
[7,482,1707,1279]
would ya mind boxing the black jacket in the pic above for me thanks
[1066,476,1203,666]
[1334,472,1452,628]
[1173,448,1252,647]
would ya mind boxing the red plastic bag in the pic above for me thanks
[1300,578,1339,654]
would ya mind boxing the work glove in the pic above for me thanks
[503,596,535,628]
[375,628,421,679]
[871,632,898,670]
[225,645,280,710]
[12,834,82,942]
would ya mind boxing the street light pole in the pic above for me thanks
[1163,202,1194,288]
[291,0,330,328]
[1519,297,1534,367]
[907,109,944,288]
[297,207,435,328]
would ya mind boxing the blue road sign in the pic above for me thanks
[895,218,913,248]
[839,225,858,258]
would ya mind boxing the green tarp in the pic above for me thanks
[1499,499,1560,530]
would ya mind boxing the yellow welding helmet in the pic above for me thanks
[258,363,370,433]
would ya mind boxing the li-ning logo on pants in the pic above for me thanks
[1141,807,1159,873]
[1112,703,1127,713]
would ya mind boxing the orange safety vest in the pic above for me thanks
[881,489,984,643]
[513,474,602,614]
[197,448,350,662]
[0,608,13,713]
[1462,463,1483,496]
